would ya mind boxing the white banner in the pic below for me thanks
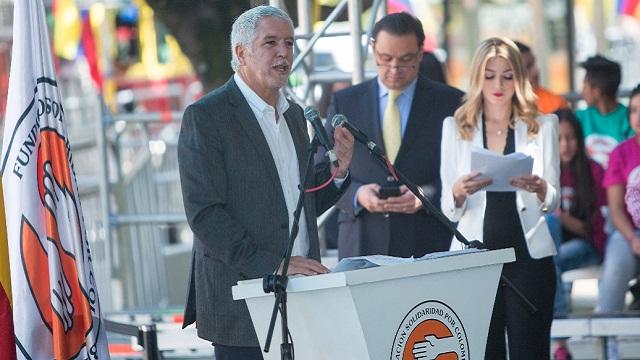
[1,1,109,359]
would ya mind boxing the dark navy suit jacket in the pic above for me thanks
[325,75,463,259]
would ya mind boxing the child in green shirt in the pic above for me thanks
[576,55,633,167]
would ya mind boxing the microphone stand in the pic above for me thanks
[366,146,537,314]
[262,137,323,359]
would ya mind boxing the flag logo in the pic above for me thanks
[4,76,107,360]
[22,121,95,358]
[2,1,109,358]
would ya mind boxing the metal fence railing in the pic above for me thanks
[105,320,160,360]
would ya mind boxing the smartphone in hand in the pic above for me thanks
[378,186,401,199]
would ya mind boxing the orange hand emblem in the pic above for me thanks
[21,129,93,359]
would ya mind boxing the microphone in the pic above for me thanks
[331,114,385,157]
[304,107,338,167]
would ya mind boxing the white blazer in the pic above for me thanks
[440,113,560,259]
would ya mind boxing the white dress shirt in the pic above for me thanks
[234,74,309,257]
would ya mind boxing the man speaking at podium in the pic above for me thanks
[325,12,463,259]
[177,6,353,360]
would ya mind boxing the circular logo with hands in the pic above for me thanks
[390,300,469,360]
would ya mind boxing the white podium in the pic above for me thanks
[232,248,515,360]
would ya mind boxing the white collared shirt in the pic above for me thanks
[234,73,309,257]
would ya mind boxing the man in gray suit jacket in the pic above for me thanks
[177,6,353,360]
[326,12,464,259]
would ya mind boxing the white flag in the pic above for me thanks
[1,1,110,359]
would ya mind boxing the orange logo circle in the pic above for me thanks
[391,301,469,360]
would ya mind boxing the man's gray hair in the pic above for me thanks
[230,5,294,71]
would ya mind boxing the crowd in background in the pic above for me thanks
[535,51,639,359]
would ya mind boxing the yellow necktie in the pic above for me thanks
[383,89,401,163]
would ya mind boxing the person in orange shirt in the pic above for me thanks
[515,41,569,114]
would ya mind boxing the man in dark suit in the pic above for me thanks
[326,12,463,259]
[177,6,353,360]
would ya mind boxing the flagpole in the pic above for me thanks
[97,95,114,312]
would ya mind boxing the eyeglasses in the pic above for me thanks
[373,49,421,72]
[375,63,417,71]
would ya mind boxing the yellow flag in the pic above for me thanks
[53,0,82,60]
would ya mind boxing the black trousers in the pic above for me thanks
[213,344,264,360]
[485,257,556,360]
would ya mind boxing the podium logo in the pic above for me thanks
[390,300,469,360]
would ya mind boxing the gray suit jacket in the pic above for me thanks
[326,75,463,259]
[178,77,347,346]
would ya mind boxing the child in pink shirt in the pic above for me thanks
[598,83,640,358]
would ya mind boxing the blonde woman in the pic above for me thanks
[440,37,559,359]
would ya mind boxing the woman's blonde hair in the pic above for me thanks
[454,37,539,140]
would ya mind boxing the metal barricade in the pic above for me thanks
[105,320,160,360]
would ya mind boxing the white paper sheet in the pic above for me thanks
[331,249,485,272]
[470,147,534,192]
